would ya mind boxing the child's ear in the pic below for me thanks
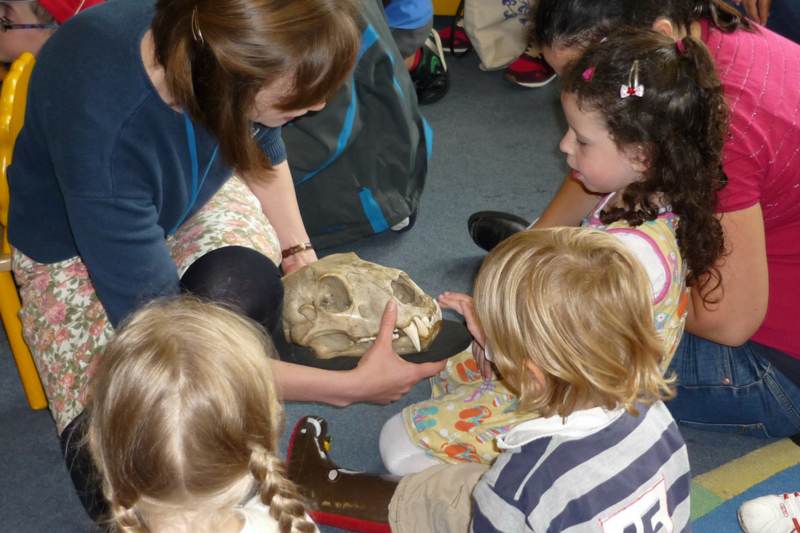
[628,144,650,173]
[652,18,677,39]
[523,359,547,391]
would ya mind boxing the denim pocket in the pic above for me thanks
[676,420,773,439]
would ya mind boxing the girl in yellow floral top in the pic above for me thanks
[380,28,728,473]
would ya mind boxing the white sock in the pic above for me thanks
[379,413,442,476]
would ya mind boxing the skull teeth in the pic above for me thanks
[414,316,429,338]
[402,322,421,352]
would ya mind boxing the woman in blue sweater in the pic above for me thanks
[8,0,444,439]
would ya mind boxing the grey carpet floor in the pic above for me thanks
[0,44,777,533]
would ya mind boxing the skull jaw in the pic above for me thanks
[305,321,443,359]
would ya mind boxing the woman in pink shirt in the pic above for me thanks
[479,0,800,438]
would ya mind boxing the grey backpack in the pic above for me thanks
[282,0,431,250]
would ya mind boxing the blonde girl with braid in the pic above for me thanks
[86,297,316,533]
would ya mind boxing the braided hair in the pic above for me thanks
[88,297,314,533]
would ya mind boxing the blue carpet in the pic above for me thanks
[0,18,785,533]
[693,463,800,533]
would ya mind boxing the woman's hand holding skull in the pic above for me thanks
[351,301,448,404]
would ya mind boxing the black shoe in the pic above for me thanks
[410,30,450,105]
[468,210,530,252]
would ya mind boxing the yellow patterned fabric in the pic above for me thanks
[402,209,688,464]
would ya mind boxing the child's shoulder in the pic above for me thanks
[479,404,690,532]
[237,497,319,533]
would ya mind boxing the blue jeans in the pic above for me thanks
[666,334,800,438]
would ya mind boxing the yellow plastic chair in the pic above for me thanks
[0,53,47,409]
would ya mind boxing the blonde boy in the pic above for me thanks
[284,228,691,532]
[0,0,101,66]
[467,227,691,532]
[387,228,692,532]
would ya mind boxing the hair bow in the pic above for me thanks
[620,60,644,99]
[620,85,644,98]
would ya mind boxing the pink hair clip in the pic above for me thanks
[582,67,595,81]
[676,38,686,53]
[620,60,644,99]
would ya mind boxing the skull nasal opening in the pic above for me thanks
[316,276,352,313]
[392,273,423,306]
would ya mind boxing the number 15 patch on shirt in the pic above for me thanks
[600,476,674,533]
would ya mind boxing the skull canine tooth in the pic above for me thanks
[402,323,421,352]
[413,316,430,338]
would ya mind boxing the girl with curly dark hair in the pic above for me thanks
[555,27,727,368]
[469,0,800,441]
[377,28,724,477]
[560,28,727,300]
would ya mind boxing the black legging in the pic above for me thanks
[62,246,284,521]
[179,245,285,333]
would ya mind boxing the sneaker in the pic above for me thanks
[738,493,800,533]
[410,29,450,105]
[438,19,470,54]
[503,45,557,88]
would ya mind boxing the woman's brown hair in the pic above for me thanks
[151,0,361,173]
[87,297,315,533]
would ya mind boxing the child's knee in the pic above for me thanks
[380,412,441,476]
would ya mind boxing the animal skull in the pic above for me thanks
[282,253,442,359]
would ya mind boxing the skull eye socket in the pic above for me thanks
[392,273,423,306]
[316,276,352,313]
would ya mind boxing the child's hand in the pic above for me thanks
[439,292,493,380]
[470,340,493,381]
[438,292,486,346]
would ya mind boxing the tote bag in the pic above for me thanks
[463,0,532,70]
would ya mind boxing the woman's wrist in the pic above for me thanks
[281,241,314,259]
[280,248,317,275]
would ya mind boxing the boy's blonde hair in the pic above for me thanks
[474,227,675,419]
[87,297,314,533]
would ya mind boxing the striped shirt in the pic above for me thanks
[471,402,690,533]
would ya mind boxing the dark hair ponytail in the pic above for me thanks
[533,0,754,51]
[151,0,361,173]
[561,28,728,300]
